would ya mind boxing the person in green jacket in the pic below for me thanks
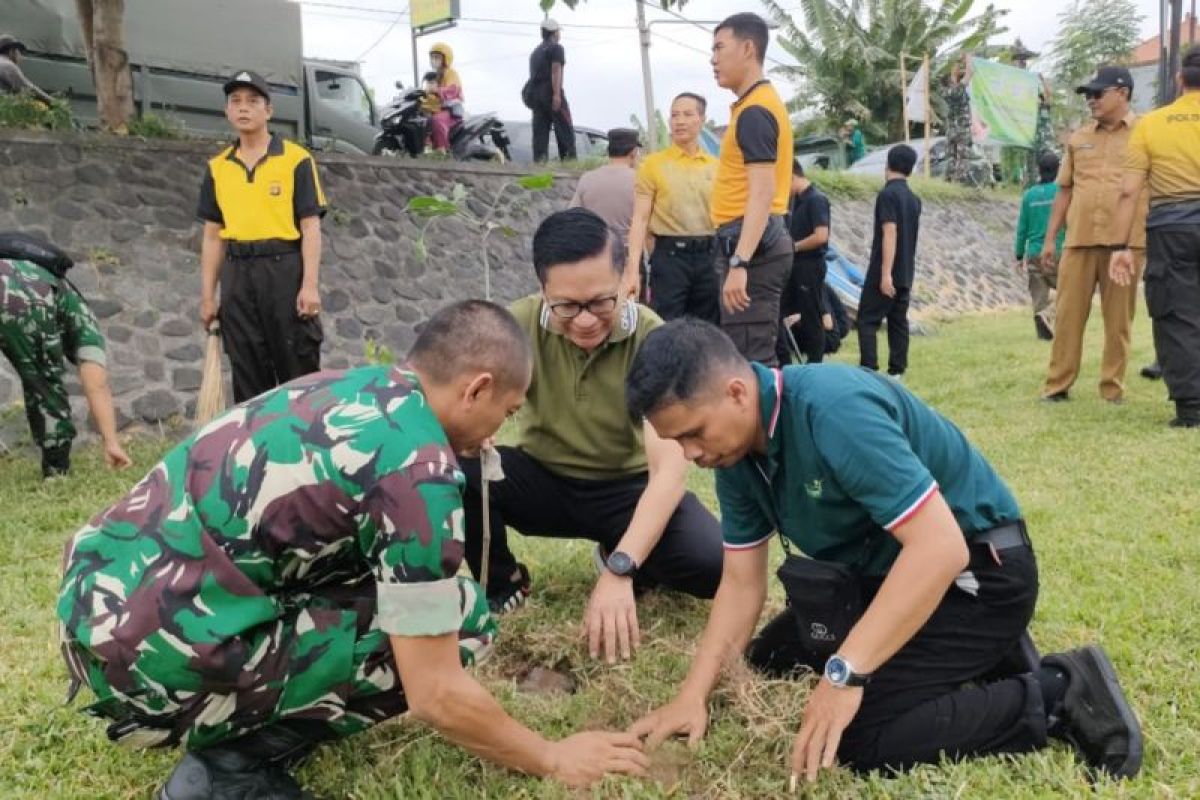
[841,119,866,166]
[1015,152,1066,340]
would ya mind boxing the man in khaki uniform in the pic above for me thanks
[1040,66,1148,403]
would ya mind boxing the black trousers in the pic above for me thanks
[648,238,720,324]
[531,100,576,162]
[219,250,323,403]
[1144,225,1200,407]
[746,542,1046,773]
[857,281,912,375]
[776,256,828,365]
[461,447,723,599]
[720,234,794,367]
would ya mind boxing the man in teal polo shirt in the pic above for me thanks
[624,319,1142,784]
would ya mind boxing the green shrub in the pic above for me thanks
[127,112,186,140]
[0,93,73,131]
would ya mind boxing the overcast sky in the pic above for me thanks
[297,0,1165,131]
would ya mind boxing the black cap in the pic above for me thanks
[0,34,28,55]
[607,128,642,156]
[1075,66,1133,95]
[223,70,271,102]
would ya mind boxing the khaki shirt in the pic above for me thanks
[1058,112,1148,248]
[509,294,662,480]
[569,163,636,247]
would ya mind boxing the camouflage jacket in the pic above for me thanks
[944,83,972,137]
[0,258,106,366]
[58,367,475,681]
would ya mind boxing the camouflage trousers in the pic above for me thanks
[61,575,496,751]
[0,319,74,451]
[945,131,974,185]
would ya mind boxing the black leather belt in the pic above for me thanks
[972,520,1031,551]
[226,239,301,259]
[657,235,713,253]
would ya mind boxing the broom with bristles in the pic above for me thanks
[194,322,227,426]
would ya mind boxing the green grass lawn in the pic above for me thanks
[1,309,1197,799]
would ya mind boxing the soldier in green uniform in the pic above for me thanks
[58,300,649,799]
[943,56,973,185]
[0,255,130,477]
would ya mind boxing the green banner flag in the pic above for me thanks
[969,58,1040,148]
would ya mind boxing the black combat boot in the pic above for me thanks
[1169,400,1200,429]
[159,721,332,800]
[41,443,71,478]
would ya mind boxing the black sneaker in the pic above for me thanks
[1035,315,1054,341]
[487,563,531,614]
[1042,646,1143,779]
[1041,390,1070,403]
[1140,362,1162,380]
[1169,416,1200,429]
[159,749,310,800]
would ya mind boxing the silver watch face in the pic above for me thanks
[825,656,850,685]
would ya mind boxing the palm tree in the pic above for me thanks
[763,0,1007,142]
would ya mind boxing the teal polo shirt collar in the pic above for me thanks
[751,362,785,480]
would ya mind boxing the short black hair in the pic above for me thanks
[407,300,532,391]
[715,12,769,64]
[1183,45,1200,89]
[887,144,918,176]
[1037,151,1060,184]
[532,208,623,284]
[673,92,707,116]
[792,158,805,177]
[626,319,749,421]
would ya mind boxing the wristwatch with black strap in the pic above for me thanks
[605,550,638,577]
[824,654,872,688]
[728,254,748,270]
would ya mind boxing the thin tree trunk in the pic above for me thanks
[75,0,133,132]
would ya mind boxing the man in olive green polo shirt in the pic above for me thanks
[626,319,1142,784]
[461,208,723,665]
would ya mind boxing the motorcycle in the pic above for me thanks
[373,82,511,162]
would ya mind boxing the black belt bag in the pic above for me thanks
[776,553,863,658]
[226,239,302,259]
[715,214,788,260]
[776,519,1031,658]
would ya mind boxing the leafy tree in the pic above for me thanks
[763,0,1007,142]
[1047,0,1143,126]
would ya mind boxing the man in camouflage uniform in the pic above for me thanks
[944,57,974,185]
[0,256,129,476]
[1026,78,1059,187]
[58,300,649,799]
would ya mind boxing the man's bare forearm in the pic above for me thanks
[199,229,225,306]
[625,194,654,281]
[300,217,321,290]
[881,223,897,280]
[678,549,767,701]
[794,226,829,253]
[79,362,119,445]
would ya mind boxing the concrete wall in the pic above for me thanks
[0,130,1025,446]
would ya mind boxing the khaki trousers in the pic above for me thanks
[1043,246,1145,400]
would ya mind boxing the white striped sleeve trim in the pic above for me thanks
[723,533,772,551]
[884,481,940,532]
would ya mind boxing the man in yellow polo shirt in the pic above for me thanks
[197,70,326,403]
[709,12,794,365]
[1110,47,1200,428]
[460,208,723,665]
[622,92,720,323]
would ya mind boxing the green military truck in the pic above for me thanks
[4,0,380,153]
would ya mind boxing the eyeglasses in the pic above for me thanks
[1083,87,1117,101]
[547,293,619,319]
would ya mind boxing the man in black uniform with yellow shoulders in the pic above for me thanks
[197,70,326,403]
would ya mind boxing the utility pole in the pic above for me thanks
[636,1,657,151]
[1168,0,1184,103]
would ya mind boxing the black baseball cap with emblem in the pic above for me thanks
[223,70,271,102]
[1075,66,1134,95]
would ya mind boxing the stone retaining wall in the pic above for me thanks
[0,130,1024,447]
